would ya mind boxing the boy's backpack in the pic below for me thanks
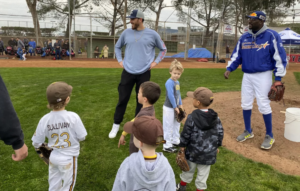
[219,59,226,63]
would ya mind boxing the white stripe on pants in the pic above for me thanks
[163,105,181,149]
[241,71,272,115]
[180,160,211,190]
[49,151,77,191]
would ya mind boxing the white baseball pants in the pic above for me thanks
[49,151,77,191]
[241,71,273,115]
[163,105,181,149]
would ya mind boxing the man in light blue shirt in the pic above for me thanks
[109,9,167,139]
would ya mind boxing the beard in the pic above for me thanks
[131,22,139,30]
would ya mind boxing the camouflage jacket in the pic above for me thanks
[179,109,224,165]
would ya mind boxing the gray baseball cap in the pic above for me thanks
[126,9,144,19]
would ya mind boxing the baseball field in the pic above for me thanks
[0,58,300,191]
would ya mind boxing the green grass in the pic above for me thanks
[294,72,300,85]
[0,68,299,191]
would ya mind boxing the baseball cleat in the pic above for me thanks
[163,147,178,153]
[172,141,180,147]
[172,143,180,147]
[261,135,275,150]
[109,123,120,138]
[176,183,186,191]
[236,130,254,142]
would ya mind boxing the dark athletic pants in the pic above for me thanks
[113,69,151,154]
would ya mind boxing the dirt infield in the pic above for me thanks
[1,58,300,70]
[0,58,229,68]
[181,66,300,176]
[1,58,300,176]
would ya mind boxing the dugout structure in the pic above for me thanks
[86,37,179,58]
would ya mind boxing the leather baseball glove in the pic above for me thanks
[35,143,53,165]
[175,108,187,122]
[176,148,190,172]
[268,81,285,101]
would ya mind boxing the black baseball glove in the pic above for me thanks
[175,108,187,122]
[35,143,53,165]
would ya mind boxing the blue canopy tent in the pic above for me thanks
[279,28,300,56]
[165,48,212,58]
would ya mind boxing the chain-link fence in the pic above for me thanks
[0,14,298,60]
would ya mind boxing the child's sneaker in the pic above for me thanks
[172,140,180,147]
[163,147,178,153]
[176,183,186,191]
[172,143,180,147]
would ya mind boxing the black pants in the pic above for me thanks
[114,69,151,154]
[114,69,151,124]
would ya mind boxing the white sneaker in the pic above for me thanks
[109,123,120,138]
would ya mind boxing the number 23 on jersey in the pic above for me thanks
[51,132,71,149]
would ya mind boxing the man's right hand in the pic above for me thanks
[224,70,231,79]
[119,61,124,68]
[12,143,28,161]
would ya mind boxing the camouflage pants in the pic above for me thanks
[180,160,211,190]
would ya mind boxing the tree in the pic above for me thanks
[173,0,232,48]
[227,0,243,44]
[26,0,42,46]
[240,0,295,25]
[231,0,300,36]
[93,0,129,35]
[93,0,150,35]
[37,0,92,38]
[145,0,172,31]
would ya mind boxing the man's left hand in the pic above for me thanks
[275,80,283,91]
[12,143,28,161]
[149,62,157,70]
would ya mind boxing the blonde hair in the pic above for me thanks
[169,59,184,73]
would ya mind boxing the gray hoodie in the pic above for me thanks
[248,24,268,42]
[112,150,176,191]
